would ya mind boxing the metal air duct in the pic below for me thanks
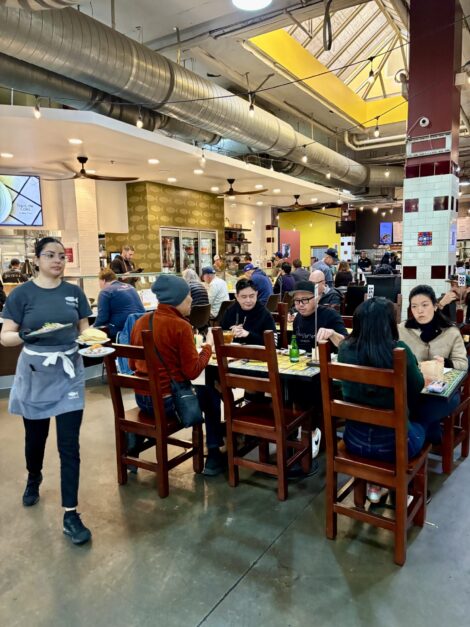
[0,6,401,187]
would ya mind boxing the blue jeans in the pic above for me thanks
[135,386,223,449]
[344,421,426,463]
[413,392,460,442]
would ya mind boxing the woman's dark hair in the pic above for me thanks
[35,237,64,257]
[281,262,292,274]
[380,253,391,265]
[405,284,452,329]
[236,278,257,293]
[344,297,398,368]
[232,256,241,264]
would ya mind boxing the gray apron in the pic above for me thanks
[9,343,85,420]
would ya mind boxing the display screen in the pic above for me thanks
[379,222,393,245]
[0,175,43,226]
[335,220,356,234]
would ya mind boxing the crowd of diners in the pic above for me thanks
[0,239,469,545]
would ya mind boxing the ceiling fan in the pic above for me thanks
[279,194,315,211]
[43,156,139,182]
[217,178,268,198]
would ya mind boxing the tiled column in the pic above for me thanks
[401,174,458,309]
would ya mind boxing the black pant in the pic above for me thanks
[23,410,83,508]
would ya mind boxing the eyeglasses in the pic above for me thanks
[312,280,325,285]
[40,252,67,261]
[293,296,315,306]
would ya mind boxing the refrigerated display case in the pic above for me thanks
[160,227,217,274]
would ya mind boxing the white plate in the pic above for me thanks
[26,323,73,336]
[280,348,306,356]
[78,346,115,358]
[76,338,109,346]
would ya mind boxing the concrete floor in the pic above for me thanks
[1,379,469,627]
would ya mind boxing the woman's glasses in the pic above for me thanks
[39,252,67,262]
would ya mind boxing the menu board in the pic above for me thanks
[457,217,470,240]
[0,175,43,226]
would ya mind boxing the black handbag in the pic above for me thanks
[148,314,203,428]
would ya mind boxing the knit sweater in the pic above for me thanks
[129,304,211,397]
[221,300,276,345]
[398,322,468,371]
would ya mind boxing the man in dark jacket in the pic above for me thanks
[2,258,28,284]
[273,262,296,296]
[110,245,140,286]
[308,270,343,308]
[221,278,276,345]
[243,264,273,305]
[292,259,310,284]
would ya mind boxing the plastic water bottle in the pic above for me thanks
[289,335,300,363]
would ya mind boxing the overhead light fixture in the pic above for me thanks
[385,167,390,178]
[459,180,470,186]
[255,184,264,189]
[367,57,375,85]
[232,0,272,11]
[310,197,318,203]
[381,211,386,216]
[167,177,177,183]
[276,215,280,220]
[200,148,206,168]
[0,152,13,158]
[326,170,331,179]
[373,206,379,213]
[210,186,220,192]
[373,117,380,138]
[301,146,308,164]
[337,197,342,205]
[248,92,255,117]
[193,169,204,175]
[256,200,264,206]
[309,222,313,227]
[136,107,144,129]
[322,206,326,211]
[68,138,83,145]
[148,158,160,165]
[389,208,393,214]
[359,206,364,211]
[273,188,281,193]
[33,96,41,119]
[270,160,274,172]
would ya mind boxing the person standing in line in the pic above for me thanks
[93,268,145,340]
[2,258,28,283]
[201,266,229,318]
[312,248,338,287]
[0,237,92,545]
[110,245,140,286]
[357,250,372,273]
[292,259,310,284]
[334,261,353,288]
[273,262,296,296]
[243,263,273,306]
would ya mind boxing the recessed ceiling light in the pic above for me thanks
[0,152,13,158]
[193,169,204,175]
[373,207,379,213]
[68,138,83,145]
[148,158,160,165]
[256,201,264,206]
[167,177,177,183]
[273,188,281,193]
[310,197,318,203]
[232,0,272,11]
[255,184,264,189]
[210,186,220,192]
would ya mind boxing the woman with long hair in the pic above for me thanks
[334,260,353,288]
[338,298,427,503]
[0,237,92,545]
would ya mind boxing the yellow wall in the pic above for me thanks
[250,30,407,127]
[279,209,341,263]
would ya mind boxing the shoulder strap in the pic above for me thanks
[147,311,175,382]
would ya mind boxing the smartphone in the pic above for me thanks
[427,380,447,393]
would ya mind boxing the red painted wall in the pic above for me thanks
[279,229,300,262]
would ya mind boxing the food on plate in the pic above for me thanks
[86,344,108,355]
[27,322,73,335]
[77,327,108,343]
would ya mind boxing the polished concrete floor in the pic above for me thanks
[1,379,469,627]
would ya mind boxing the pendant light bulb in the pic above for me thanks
[367,57,375,85]
[200,148,206,168]
[136,107,144,129]
[301,146,308,164]
[33,96,41,119]
[326,170,331,179]
[373,118,380,138]
[385,167,390,178]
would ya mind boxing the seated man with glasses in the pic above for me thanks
[293,281,348,352]
[308,270,343,308]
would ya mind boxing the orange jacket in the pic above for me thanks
[129,304,211,397]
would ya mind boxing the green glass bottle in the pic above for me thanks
[289,335,300,363]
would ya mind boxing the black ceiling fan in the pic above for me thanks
[43,156,139,182]
[279,194,315,211]
[217,178,268,198]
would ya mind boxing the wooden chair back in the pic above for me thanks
[189,303,211,330]
[266,293,280,312]
[272,301,288,349]
[2,283,19,297]
[318,340,429,565]
[211,299,233,326]
[282,291,294,309]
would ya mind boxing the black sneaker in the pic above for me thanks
[63,511,92,545]
[22,472,42,507]
[202,449,227,476]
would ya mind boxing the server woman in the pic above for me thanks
[0,237,92,545]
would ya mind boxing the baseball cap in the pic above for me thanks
[446,274,470,286]
[325,247,339,260]
[243,263,255,272]
[293,280,316,295]
[274,251,283,259]
[201,266,215,275]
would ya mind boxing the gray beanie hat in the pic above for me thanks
[151,274,190,306]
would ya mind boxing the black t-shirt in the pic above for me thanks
[2,269,28,284]
[293,305,348,351]
[357,257,372,271]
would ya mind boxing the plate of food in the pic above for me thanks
[279,348,306,356]
[78,345,115,358]
[76,328,109,345]
[26,322,73,337]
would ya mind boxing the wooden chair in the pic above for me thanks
[319,341,430,566]
[266,293,280,312]
[282,291,294,309]
[213,328,312,500]
[189,303,211,330]
[341,315,353,329]
[272,301,288,349]
[104,330,204,497]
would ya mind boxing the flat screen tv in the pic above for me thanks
[335,220,356,234]
[379,222,393,245]
[0,175,43,227]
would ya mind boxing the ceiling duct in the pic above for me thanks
[2,1,76,8]
[0,6,401,187]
